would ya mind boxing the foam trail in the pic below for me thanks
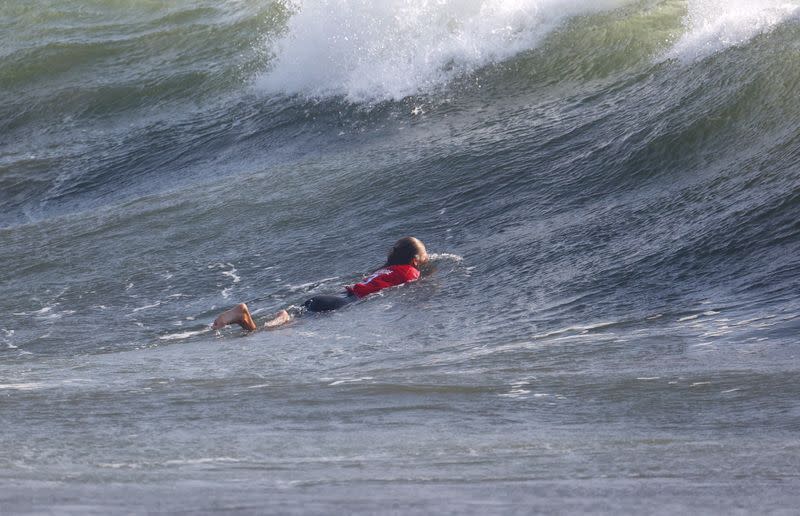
[259,0,630,102]
[429,252,463,262]
[665,0,799,62]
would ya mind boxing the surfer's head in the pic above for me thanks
[386,237,428,268]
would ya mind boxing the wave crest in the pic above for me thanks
[257,0,629,102]
[665,0,799,62]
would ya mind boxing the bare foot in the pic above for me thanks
[264,309,292,329]
[211,303,257,331]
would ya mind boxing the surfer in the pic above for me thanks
[211,236,428,331]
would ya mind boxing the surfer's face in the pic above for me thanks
[414,244,428,266]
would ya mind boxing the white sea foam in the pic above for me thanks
[429,252,464,262]
[2,328,17,349]
[259,0,629,102]
[665,0,800,62]
[162,457,241,466]
[11,305,75,320]
[499,387,530,398]
[221,263,241,283]
[100,457,242,469]
[328,376,373,386]
[158,329,210,341]
[690,381,711,387]
[0,378,93,391]
[531,321,617,339]
[132,301,161,313]
[12,306,52,317]
[0,382,46,391]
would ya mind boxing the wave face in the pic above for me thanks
[2,0,800,513]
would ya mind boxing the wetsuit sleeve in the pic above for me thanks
[346,266,419,298]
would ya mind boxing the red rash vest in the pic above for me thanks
[345,264,420,298]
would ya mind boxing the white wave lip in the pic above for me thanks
[666,0,800,62]
[258,0,629,102]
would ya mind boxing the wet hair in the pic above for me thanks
[385,237,427,267]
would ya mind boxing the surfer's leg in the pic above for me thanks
[303,294,355,312]
[211,303,257,331]
[264,309,292,328]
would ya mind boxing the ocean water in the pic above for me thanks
[2,0,800,513]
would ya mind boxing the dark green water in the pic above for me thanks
[2,0,800,513]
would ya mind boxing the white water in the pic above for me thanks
[667,0,800,62]
[260,0,800,101]
[259,0,630,102]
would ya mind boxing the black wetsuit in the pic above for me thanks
[303,293,357,312]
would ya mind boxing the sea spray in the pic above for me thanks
[665,0,800,62]
[258,0,632,102]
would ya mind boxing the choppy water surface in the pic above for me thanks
[2,0,800,513]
